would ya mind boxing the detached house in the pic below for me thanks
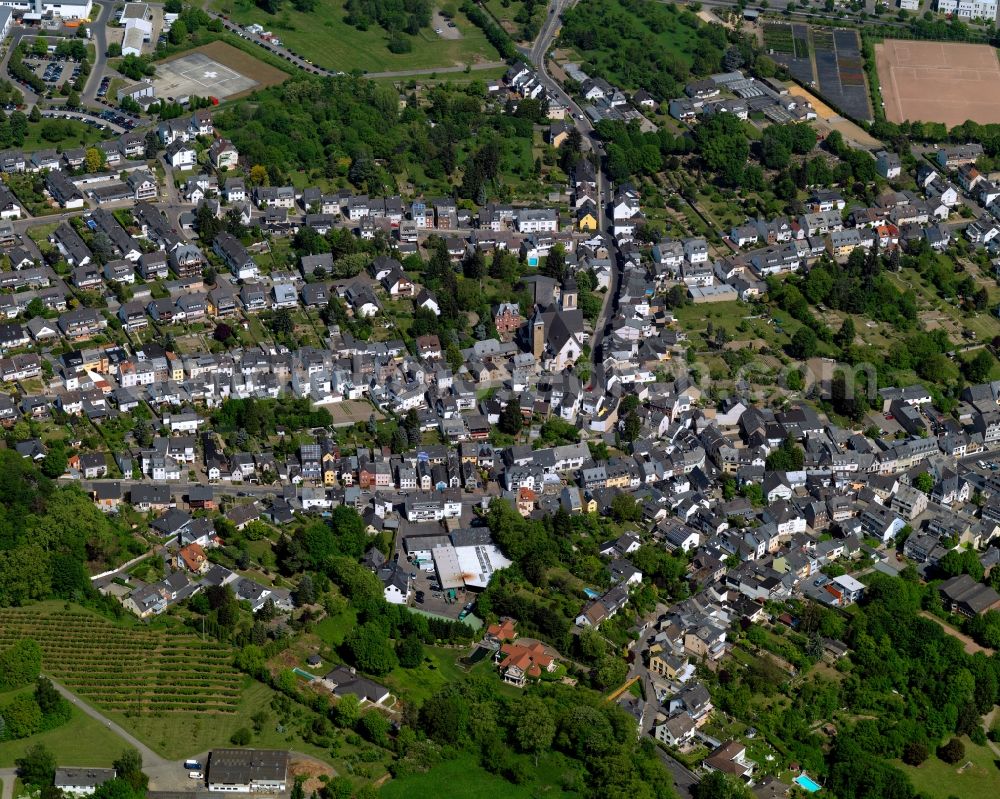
[214,232,258,280]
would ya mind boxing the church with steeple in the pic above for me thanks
[525,276,587,373]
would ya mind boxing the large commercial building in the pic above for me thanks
[936,0,997,18]
[3,0,94,19]
[207,750,289,793]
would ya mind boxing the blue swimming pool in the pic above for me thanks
[794,774,822,793]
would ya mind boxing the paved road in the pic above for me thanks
[0,768,16,799]
[84,0,114,105]
[519,0,614,389]
[2,28,40,106]
[655,748,698,799]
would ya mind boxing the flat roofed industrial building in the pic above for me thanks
[207,749,289,793]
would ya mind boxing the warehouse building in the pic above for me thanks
[207,750,289,793]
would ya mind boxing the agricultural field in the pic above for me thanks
[763,23,813,85]
[0,603,243,718]
[763,24,871,121]
[813,28,871,122]
[209,0,500,73]
[763,22,809,59]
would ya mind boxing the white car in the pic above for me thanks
[188,772,203,780]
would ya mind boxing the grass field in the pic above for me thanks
[314,606,358,647]
[896,736,1000,799]
[22,118,110,152]
[210,0,499,73]
[0,686,128,767]
[381,646,470,705]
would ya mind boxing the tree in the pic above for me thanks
[250,710,270,734]
[913,472,934,494]
[902,741,929,765]
[107,42,122,57]
[694,771,753,799]
[396,634,424,668]
[84,147,103,173]
[610,493,641,522]
[344,622,398,675]
[332,694,360,728]
[789,326,818,359]
[249,164,269,187]
[835,317,856,350]
[764,435,804,471]
[514,698,555,765]
[66,90,80,109]
[595,656,628,689]
[0,638,43,689]
[499,399,522,435]
[113,748,147,793]
[168,19,188,44]
[230,727,252,745]
[292,574,316,606]
[40,443,67,478]
[542,243,566,280]
[937,737,965,764]
[965,349,994,384]
[16,743,56,786]
[358,710,391,746]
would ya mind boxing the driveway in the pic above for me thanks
[0,768,16,799]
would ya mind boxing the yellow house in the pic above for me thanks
[322,454,338,486]
[549,121,571,149]
[166,352,184,381]
[649,652,684,680]
[577,209,598,231]
[584,496,598,514]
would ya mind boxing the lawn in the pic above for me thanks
[381,646,469,705]
[0,686,129,767]
[896,736,1000,799]
[22,118,111,152]
[209,0,500,73]
[314,606,358,647]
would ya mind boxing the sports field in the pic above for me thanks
[875,39,1000,127]
[153,41,287,102]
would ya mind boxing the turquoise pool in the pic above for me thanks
[794,774,821,793]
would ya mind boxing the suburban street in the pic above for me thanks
[518,0,615,390]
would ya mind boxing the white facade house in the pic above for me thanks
[54,769,117,796]
[937,0,997,17]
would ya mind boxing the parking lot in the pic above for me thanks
[22,57,77,87]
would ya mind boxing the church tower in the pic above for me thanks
[532,310,545,359]
[561,277,578,311]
